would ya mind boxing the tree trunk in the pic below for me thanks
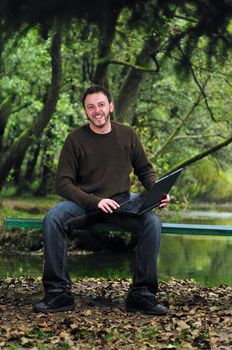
[115,35,158,124]
[35,127,55,195]
[12,153,25,186]
[0,97,12,152]
[24,142,40,183]
[14,142,41,194]
[36,151,55,195]
[0,23,63,192]
[93,5,121,86]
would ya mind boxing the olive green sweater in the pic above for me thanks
[56,121,157,209]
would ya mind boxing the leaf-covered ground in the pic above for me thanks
[0,278,231,349]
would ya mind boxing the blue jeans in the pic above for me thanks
[42,195,162,296]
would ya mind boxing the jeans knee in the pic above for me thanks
[143,211,161,229]
[43,205,67,236]
[44,207,59,226]
[44,201,86,230]
[138,211,162,242]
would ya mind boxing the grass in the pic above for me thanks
[29,328,54,339]
[0,193,61,227]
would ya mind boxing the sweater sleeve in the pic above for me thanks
[55,135,102,209]
[131,130,157,190]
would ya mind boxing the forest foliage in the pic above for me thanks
[0,1,232,203]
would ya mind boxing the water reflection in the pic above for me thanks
[0,234,231,287]
[159,234,232,286]
[173,209,232,226]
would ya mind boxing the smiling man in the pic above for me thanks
[33,85,170,315]
[84,90,113,133]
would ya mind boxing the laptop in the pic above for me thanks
[113,168,183,216]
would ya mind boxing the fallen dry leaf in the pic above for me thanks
[0,277,231,349]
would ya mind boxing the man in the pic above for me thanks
[33,85,170,315]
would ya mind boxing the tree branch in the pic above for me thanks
[166,132,232,174]
[173,133,226,140]
[11,101,33,114]
[178,45,216,122]
[152,86,205,159]
[217,32,232,46]
[190,66,216,122]
[162,48,228,78]
[172,14,197,23]
[107,59,159,73]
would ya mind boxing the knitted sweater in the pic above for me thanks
[56,121,157,209]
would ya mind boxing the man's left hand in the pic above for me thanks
[159,194,170,209]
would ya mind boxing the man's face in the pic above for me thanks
[84,92,114,131]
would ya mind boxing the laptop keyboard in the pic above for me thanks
[119,195,142,212]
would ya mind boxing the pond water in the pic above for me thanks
[1,209,232,287]
[179,208,232,226]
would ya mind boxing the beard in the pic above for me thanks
[87,112,110,129]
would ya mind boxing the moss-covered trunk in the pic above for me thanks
[0,23,63,192]
[93,5,121,87]
[115,35,158,124]
[0,97,13,152]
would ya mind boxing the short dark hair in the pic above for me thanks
[82,85,112,107]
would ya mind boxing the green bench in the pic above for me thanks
[4,218,232,236]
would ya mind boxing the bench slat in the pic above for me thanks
[4,218,43,229]
[3,218,232,236]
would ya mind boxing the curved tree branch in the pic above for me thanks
[166,132,232,175]
[174,133,226,140]
[152,80,209,159]
[107,59,159,73]
[190,65,216,122]
[178,45,216,122]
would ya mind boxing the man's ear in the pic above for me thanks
[109,101,114,113]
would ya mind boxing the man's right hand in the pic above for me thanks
[98,198,120,213]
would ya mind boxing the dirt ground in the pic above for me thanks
[0,278,231,349]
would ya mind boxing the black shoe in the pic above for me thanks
[33,291,75,313]
[125,292,167,316]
